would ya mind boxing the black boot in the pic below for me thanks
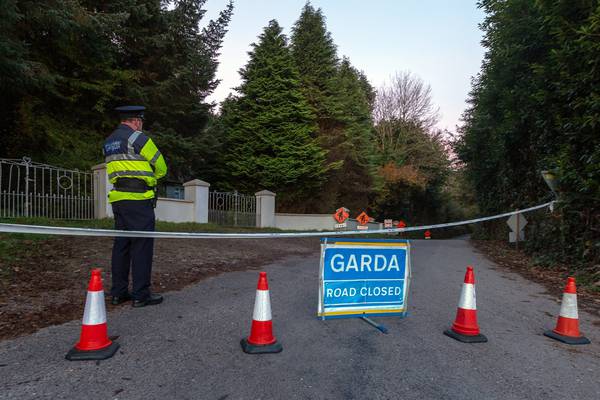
[132,293,163,308]
[111,292,132,305]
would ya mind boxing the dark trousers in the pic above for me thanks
[110,199,155,300]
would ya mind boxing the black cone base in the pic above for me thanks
[544,330,591,345]
[65,341,120,361]
[444,329,488,343]
[241,338,282,354]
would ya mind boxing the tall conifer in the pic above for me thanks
[290,3,340,126]
[0,0,233,180]
[221,20,329,207]
[291,4,377,211]
[329,58,378,211]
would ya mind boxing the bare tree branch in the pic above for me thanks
[374,71,439,128]
[373,70,440,157]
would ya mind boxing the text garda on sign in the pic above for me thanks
[318,238,411,319]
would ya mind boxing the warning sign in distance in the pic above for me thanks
[333,207,350,224]
[356,211,369,226]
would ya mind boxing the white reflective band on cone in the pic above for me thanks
[458,283,476,310]
[252,290,272,322]
[559,293,579,319]
[82,291,107,325]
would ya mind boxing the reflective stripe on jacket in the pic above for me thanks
[103,124,167,203]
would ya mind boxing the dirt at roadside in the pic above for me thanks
[471,239,600,318]
[0,236,320,341]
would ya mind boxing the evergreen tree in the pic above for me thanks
[107,0,234,181]
[290,3,378,212]
[0,0,32,155]
[0,0,233,180]
[457,0,600,270]
[322,58,378,212]
[220,20,329,207]
[0,1,31,93]
[457,0,549,213]
[0,0,128,167]
[290,2,340,127]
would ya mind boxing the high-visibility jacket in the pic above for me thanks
[103,124,167,203]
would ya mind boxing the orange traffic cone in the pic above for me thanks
[241,272,282,354]
[444,266,487,343]
[66,269,119,360]
[424,230,431,239]
[544,277,590,345]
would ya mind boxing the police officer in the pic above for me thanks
[103,106,167,307]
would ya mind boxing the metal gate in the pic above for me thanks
[208,191,256,227]
[0,157,95,219]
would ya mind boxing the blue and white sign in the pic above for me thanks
[318,238,411,319]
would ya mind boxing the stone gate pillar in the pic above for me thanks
[255,190,276,228]
[91,163,113,219]
[184,179,210,223]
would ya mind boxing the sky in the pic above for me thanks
[202,0,486,132]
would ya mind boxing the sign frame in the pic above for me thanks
[318,238,411,320]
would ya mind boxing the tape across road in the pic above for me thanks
[0,201,554,239]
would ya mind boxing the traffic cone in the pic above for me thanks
[241,272,282,354]
[544,277,590,345]
[444,266,487,343]
[424,230,431,239]
[66,269,120,361]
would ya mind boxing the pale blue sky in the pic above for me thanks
[202,0,486,131]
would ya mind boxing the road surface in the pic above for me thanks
[1,239,599,399]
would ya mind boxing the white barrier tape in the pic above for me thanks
[0,201,554,239]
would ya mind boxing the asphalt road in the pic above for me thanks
[1,239,599,400]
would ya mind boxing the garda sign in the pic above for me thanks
[318,238,411,319]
